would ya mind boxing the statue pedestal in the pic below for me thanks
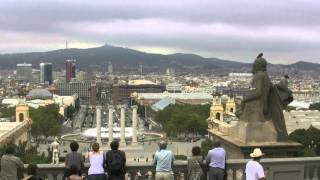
[208,121,302,159]
[232,121,277,143]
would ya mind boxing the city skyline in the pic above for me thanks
[0,0,320,64]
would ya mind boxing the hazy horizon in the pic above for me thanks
[1,0,319,64]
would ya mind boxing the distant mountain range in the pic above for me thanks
[0,44,319,74]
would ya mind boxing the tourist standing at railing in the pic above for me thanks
[245,148,266,180]
[105,140,126,180]
[64,141,85,180]
[23,164,44,180]
[0,145,24,180]
[206,140,226,180]
[87,143,106,180]
[187,146,205,180]
[153,141,174,180]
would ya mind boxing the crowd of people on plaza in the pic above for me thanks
[0,139,267,180]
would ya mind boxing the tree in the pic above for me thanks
[66,106,76,119]
[0,107,15,120]
[30,104,64,139]
[201,138,214,157]
[289,126,320,156]
[155,104,210,137]
[0,104,63,139]
[75,98,80,111]
[132,100,145,117]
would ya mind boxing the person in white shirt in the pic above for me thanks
[245,148,266,180]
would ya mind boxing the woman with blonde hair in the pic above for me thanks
[87,143,106,180]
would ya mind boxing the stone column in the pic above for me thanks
[120,105,126,146]
[108,105,114,144]
[131,105,138,146]
[96,106,102,145]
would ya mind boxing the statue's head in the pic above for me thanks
[252,54,267,73]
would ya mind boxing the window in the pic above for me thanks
[19,113,24,122]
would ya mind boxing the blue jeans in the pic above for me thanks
[87,174,106,180]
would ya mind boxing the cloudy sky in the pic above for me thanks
[0,0,319,64]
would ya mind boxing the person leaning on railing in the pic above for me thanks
[0,145,24,180]
[187,146,205,180]
[63,141,85,180]
[87,143,106,180]
[105,140,126,180]
[245,148,266,180]
[153,141,175,180]
[206,140,226,180]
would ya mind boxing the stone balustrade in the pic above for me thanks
[24,157,320,180]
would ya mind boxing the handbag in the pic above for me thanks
[197,160,208,180]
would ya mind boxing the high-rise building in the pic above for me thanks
[107,62,113,74]
[16,63,32,82]
[112,80,166,105]
[32,69,40,83]
[90,83,97,106]
[139,64,143,75]
[66,60,76,82]
[40,63,53,84]
[56,82,91,98]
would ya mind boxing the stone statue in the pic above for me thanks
[237,53,293,141]
[276,75,293,107]
[237,53,271,122]
[50,137,60,164]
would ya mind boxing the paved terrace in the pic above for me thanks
[21,157,320,180]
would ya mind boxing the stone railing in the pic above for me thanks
[29,157,320,180]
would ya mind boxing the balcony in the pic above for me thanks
[28,157,320,180]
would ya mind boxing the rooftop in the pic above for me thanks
[151,97,176,111]
[26,89,52,100]
[128,79,156,85]
[136,92,212,100]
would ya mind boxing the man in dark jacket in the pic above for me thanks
[105,140,126,180]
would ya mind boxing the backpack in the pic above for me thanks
[106,150,124,174]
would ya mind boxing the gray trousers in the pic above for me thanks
[208,167,225,180]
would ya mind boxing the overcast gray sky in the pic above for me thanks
[0,0,319,64]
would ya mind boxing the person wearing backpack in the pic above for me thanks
[105,140,126,180]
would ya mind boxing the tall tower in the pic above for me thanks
[225,98,236,114]
[107,61,113,74]
[90,83,97,106]
[66,60,76,82]
[139,64,143,76]
[210,97,224,121]
[15,100,32,148]
[16,101,30,122]
[40,62,53,84]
